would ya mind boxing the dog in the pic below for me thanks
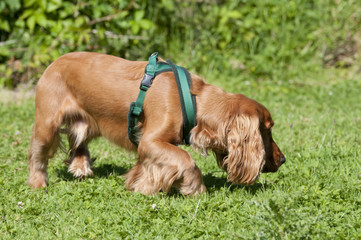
[28,52,285,195]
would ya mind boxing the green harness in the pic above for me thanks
[127,52,197,146]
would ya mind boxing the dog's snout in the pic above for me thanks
[280,156,286,164]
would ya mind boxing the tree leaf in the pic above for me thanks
[24,0,36,8]
[139,19,153,30]
[5,0,21,11]
[35,13,47,27]
[134,10,145,21]
[47,2,60,12]
[0,20,10,32]
[26,15,36,32]
[131,21,140,34]
[39,0,47,10]
[19,9,34,20]
[228,10,241,19]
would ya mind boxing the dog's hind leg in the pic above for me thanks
[28,70,71,188]
[28,114,61,188]
[65,121,94,178]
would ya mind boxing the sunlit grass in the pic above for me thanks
[0,66,360,239]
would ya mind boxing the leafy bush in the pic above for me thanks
[0,0,360,87]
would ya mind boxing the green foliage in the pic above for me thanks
[0,66,360,239]
[0,0,360,87]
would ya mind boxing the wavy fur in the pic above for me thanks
[28,52,284,195]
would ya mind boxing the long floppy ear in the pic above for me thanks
[223,114,265,185]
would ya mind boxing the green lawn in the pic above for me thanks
[0,66,360,239]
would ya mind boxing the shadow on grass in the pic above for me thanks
[56,163,128,181]
[203,172,271,195]
[56,164,269,195]
[167,172,270,197]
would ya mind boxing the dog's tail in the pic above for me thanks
[60,110,96,150]
[70,121,88,148]
[56,97,97,152]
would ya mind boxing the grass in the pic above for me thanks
[0,65,360,239]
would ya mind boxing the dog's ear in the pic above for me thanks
[223,114,265,185]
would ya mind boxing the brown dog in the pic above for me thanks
[28,52,285,195]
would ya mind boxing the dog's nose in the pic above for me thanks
[280,156,286,164]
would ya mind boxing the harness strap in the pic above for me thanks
[167,60,196,144]
[127,52,196,146]
[127,53,158,145]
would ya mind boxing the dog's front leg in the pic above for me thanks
[124,140,206,195]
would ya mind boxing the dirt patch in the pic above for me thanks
[0,84,35,104]
[322,32,361,68]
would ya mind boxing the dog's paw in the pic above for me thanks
[28,171,48,188]
[181,183,207,196]
[68,156,93,178]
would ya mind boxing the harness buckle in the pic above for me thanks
[140,73,154,90]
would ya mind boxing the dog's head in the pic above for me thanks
[191,94,285,185]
